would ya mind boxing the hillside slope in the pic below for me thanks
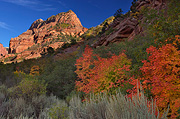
[91,0,167,47]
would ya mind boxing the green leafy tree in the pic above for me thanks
[11,71,47,100]
[39,57,77,99]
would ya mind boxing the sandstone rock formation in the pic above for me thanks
[92,0,167,47]
[4,10,87,63]
[0,43,8,56]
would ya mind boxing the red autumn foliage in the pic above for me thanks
[141,44,180,118]
[93,53,131,94]
[75,45,131,94]
[75,36,180,118]
[126,77,142,97]
[75,45,98,94]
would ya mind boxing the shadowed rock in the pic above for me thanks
[92,0,167,48]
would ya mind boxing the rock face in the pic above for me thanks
[92,17,140,47]
[92,0,167,47]
[8,10,87,55]
[4,10,87,63]
[0,43,8,56]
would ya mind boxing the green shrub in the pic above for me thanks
[11,71,47,99]
[140,0,180,46]
[93,34,156,77]
[0,85,9,98]
[0,63,16,87]
[39,57,77,99]
[15,78,46,99]
[60,23,71,29]
[0,85,64,119]
[81,16,114,41]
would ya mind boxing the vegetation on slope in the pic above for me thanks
[81,16,115,41]
[0,0,180,118]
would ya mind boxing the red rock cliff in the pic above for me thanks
[9,10,87,54]
[92,0,167,47]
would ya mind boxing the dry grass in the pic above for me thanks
[69,89,168,119]
[0,85,169,119]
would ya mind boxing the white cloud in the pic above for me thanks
[58,1,68,9]
[0,21,11,30]
[2,0,38,6]
[1,0,56,11]
[35,7,56,11]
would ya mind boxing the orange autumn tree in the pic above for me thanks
[75,45,98,93]
[92,53,131,94]
[75,45,131,94]
[141,44,180,118]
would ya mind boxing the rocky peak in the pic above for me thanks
[29,19,44,30]
[6,10,88,62]
[29,10,84,31]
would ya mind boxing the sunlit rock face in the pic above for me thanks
[6,10,87,62]
[0,43,7,56]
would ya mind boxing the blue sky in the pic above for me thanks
[0,0,133,47]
